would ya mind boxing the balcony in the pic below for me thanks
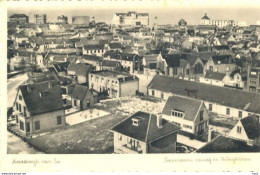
[119,144,142,154]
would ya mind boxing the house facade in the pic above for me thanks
[89,70,139,98]
[204,55,237,75]
[83,44,106,57]
[13,82,65,135]
[70,85,96,111]
[247,66,260,93]
[112,11,149,26]
[228,115,260,146]
[162,95,209,138]
[148,75,260,119]
[110,111,180,154]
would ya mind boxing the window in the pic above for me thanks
[161,92,164,99]
[23,106,27,117]
[57,116,62,125]
[209,66,213,72]
[183,124,192,129]
[19,104,21,112]
[20,121,24,131]
[118,134,122,140]
[237,126,241,133]
[35,121,40,131]
[19,95,22,100]
[239,111,242,118]
[186,69,190,75]
[16,102,18,111]
[226,108,230,115]
[200,111,203,121]
[152,90,155,96]
[215,67,218,72]
[171,110,184,118]
[209,104,212,111]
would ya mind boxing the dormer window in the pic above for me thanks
[39,91,48,98]
[171,109,184,118]
[132,117,143,126]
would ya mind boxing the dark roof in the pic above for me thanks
[214,45,230,51]
[75,64,92,76]
[197,136,260,153]
[18,82,63,115]
[110,111,180,142]
[81,55,103,62]
[240,115,260,140]
[196,25,216,30]
[197,46,211,53]
[70,85,89,101]
[83,44,105,50]
[109,43,123,49]
[230,69,241,78]
[161,54,181,67]
[204,71,226,80]
[102,60,119,67]
[162,96,203,121]
[10,14,28,18]
[211,55,234,64]
[201,13,210,20]
[148,75,260,114]
[53,62,70,72]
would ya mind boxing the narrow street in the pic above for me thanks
[7,73,40,154]
[7,132,43,154]
[7,73,28,108]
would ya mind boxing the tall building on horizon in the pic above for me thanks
[201,13,237,27]
[34,14,47,24]
[112,11,149,26]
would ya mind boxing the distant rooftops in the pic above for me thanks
[90,70,138,81]
[115,11,149,17]
[10,14,28,18]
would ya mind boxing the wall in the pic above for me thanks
[148,88,258,119]
[113,132,147,154]
[204,101,250,118]
[18,109,65,135]
[228,121,249,141]
[77,75,87,84]
[162,114,195,134]
[148,133,177,153]
[120,80,139,97]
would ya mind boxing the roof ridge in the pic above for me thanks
[194,101,203,122]
[145,114,152,142]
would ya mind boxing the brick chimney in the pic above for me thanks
[156,113,162,128]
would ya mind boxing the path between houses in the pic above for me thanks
[177,134,207,150]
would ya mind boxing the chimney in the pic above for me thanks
[208,127,214,142]
[48,82,52,88]
[156,113,162,128]
[27,85,32,92]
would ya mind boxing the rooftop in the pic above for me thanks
[18,82,63,115]
[148,75,260,114]
[197,136,260,153]
[162,95,203,121]
[110,111,180,143]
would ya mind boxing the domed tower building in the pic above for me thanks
[201,13,210,25]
